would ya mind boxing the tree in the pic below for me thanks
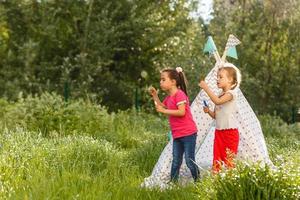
[208,0,300,121]
[0,0,206,111]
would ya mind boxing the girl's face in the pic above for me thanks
[160,72,176,91]
[217,69,233,89]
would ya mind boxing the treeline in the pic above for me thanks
[0,0,299,121]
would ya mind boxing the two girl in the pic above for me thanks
[150,63,241,183]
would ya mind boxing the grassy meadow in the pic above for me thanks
[0,93,299,199]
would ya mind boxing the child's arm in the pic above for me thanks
[148,86,165,107]
[156,103,186,117]
[203,106,215,119]
[199,81,233,105]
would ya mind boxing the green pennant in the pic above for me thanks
[203,36,217,54]
[226,46,238,59]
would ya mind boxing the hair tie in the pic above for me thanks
[176,67,183,73]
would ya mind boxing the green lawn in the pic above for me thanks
[0,94,299,199]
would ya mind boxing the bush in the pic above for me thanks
[259,114,300,139]
[196,161,300,200]
[0,93,168,149]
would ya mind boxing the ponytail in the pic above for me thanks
[176,67,188,95]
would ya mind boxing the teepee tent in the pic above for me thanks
[142,35,273,189]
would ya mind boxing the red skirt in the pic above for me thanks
[213,128,239,172]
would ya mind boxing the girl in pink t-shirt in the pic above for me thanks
[149,67,199,182]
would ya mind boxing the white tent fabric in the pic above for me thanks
[142,65,273,189]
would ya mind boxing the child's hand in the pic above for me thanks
[155,104,165,113]
[198,80,208,89]
[148,86,158,96]
[203,106,210,113]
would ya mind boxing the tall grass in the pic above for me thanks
[0,93,299,199]
[0,93,167,148]
[196,161,300,200]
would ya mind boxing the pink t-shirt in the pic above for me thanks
[163,89,197,139]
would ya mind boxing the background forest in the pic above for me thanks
[1,0,299,121]
[0,1,299,199]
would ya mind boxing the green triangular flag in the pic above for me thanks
[226,46,238,59]
[203,36,217,54]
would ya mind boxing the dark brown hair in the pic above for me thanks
[161,68,188,95]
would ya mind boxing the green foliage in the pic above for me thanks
[0,0,299,121]
[197,161,300,200]
[259,114,300,139]
[0,92,168,149]
[0,94,299,199]
[0,0,205,111]
[209,0,300,121]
